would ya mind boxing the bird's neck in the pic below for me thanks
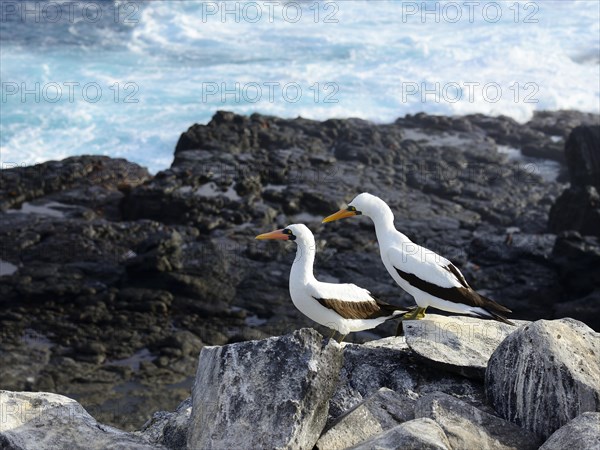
[290,239,316,285]
[370,205,411,243]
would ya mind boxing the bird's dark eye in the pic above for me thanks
[283,229,291,234]
[348,206,357,212]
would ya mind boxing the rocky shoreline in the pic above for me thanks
[1,317,599,449]
[0,110,599,431]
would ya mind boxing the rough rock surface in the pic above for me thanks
[403,315,527,379]
[551,232,600,330]
[329,336,486,425]
[549,125,600,237]
[316,387,415,450]
[415,391,542,450]
[348,418,451,450]
[140,397,191,450]
[0,155,150,213]
[187,328,342,450]
[0,391,159,450]
[2,110,600,429]
[539,412,600,450]
[486,318,600,439]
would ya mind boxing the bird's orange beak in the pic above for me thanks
[322,208,357,223]
[255,229,289,240]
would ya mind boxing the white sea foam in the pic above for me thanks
[1,1,598,173]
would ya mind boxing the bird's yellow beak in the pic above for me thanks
[255,229,289,240]
[322,208,357,223]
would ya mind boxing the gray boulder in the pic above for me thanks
[347,418,451,450]
[140,397,191,450]
[0,391,160,450]
[316,387,415,450]
[486,318,600,438]
[187,328,343,450]
[415,391,542,450]
[330,336,485,423]
[403,315,526,379]
[539,412,600,450]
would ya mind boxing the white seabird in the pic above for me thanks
[323,193,514,324]
[255,223,407,341]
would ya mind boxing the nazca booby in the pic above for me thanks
[323,193,514,324]
[256,223,407,341]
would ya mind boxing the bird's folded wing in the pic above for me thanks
[387,245,466,289]
[310,282,400,320]
[313,296,394,320]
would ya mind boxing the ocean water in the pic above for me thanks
[1,0,599,173]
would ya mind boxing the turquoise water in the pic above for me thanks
[1,1,598,173]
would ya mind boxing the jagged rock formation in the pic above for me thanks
[2,317,598,449]
[1,111,599,429]
[187,329,343,450]
[549,125,600,237]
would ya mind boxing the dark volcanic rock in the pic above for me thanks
[564,125,600,187]
[1,110,599,430]
[549,125,600,237]
[0,155,150,215]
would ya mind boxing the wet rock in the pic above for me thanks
[187,328,343,450]
[415,391,542,449]
[316,388,415,450]
[539,412,600,450]
[485,319,600,439]
[348,418,451,450]
[0,391,160,450]
[0,155,150,213]
[403,315,527,379]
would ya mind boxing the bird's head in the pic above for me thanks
[322,192,386,223]
[255,223,313,245]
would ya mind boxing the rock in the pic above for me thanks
[140,397,191,450]
[187,328,343,450]
[347,418,451,450]
[564,125,600,188]
[552,232,600,303]
[539,412,600,450]
[415,391,542,449]
[403,315,526,379]
[554,291,600,333]
[2,110,600,430]
[548,185,600,238]
[329,337,485,425]
[0,155,150,213]
[549,125,600,237]
[315,388,415,450]
[0,391,159,450]
[485,319,600,439]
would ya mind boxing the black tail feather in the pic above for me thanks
[478,295,515,325]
